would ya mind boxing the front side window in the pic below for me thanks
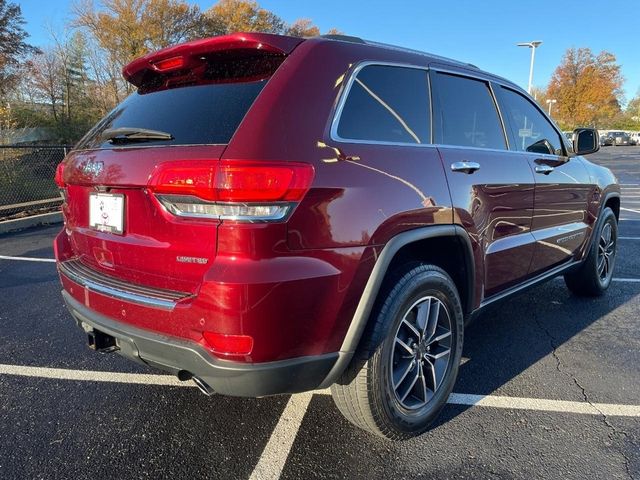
[498,87,564,155]
[336,65,430,144]
[432,73,506,150]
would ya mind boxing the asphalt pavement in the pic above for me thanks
[1,146,639,480]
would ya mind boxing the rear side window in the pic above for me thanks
[336,65,430,144]
[498,87,564,155]
[77,81,266,149]
[432,73,506,150]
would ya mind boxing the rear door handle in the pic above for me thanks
[534,165,555,175]
[450,161,481,174]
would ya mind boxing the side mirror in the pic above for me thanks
[573,128,599,155]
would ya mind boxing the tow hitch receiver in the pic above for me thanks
[87,329,120,353]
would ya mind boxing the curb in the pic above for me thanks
[0,212,63,235]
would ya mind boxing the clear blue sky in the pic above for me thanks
[18,0,640,104]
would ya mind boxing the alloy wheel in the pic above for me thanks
[390,296,453,410]
[597,222,616,282]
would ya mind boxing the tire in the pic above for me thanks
[564,207,618,296]
[331,264,464,440]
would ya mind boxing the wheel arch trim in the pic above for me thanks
[601,191,620,218]
[589,191,620,250]
[319,224,474,388]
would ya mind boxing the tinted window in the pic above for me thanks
[433,73,506,150]
[337,65,430,144]
[499,87,564,155]
[77,81,266,149]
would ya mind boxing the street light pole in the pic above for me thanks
[546,99,557,116]
[517,41,543,95]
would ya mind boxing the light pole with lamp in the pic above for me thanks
[517,41,543,95]
[546,98,557,116]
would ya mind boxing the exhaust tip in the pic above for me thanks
[192,376,215,396]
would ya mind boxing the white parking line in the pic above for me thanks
[0,363,187,386]
[621,207,640,214]
[0,255,56,263]
[249,392,313,480]
[1,363,639,418]
[3,363,640,480]
[445,393,640,417]
[619,237,640,240]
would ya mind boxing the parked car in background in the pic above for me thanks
[629,132,639,145]
[54,32,621,440]
[608,131,631,146]
[600,134,614,146]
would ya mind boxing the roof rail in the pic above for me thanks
[364,40,480,70]
[319,34,366,44]
[319,35,481,71]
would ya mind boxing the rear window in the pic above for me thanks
[76,81,266,149]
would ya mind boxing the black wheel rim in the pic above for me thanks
[597,222,615,282]
[390,296,453,410]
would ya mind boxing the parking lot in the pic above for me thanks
[1,146,639,479]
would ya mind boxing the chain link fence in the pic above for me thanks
[0,145,73,221]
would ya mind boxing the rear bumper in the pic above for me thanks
[62,290,338,397]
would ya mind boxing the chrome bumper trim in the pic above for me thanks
[58,259,191,310]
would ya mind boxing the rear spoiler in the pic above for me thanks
[123,32,304,88]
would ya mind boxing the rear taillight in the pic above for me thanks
[148,160,314,222]
[54,162,65,187]
[150,162,216,200]
[55,162,67,202]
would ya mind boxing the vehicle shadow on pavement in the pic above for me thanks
[278,279,640,478]
[455,278,639,401]
[0,374,289,480]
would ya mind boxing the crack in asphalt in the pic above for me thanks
[532,312,637,480]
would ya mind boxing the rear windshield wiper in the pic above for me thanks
[100,127,174,143]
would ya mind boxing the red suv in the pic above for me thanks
[54,33,620,439]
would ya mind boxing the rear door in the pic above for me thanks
[494,86,593,274]
[431,70,536,299]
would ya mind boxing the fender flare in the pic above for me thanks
[319,224,475,388]
[587,191,620,251]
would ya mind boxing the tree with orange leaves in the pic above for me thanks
[546,47,623,128]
